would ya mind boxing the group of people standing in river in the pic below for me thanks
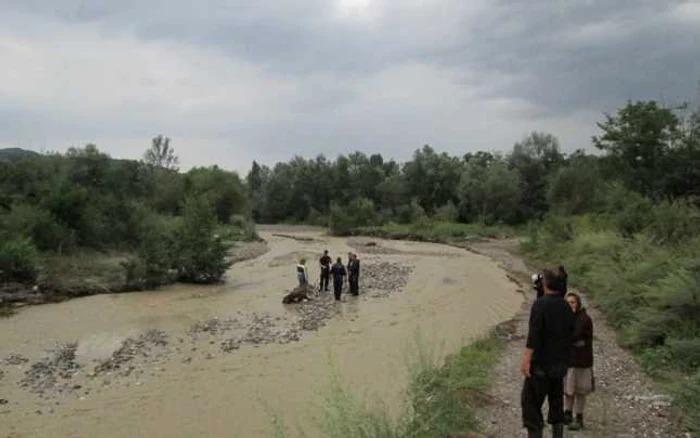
[295,250,360,301]
[522,265,595,437]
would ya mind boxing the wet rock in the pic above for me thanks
[220,339,241,353]
[20,342,81,396]
[189,317,240,337]
[93,329,169,377]
[3,354,29,366]
[359,261,414,297]
[296,294,336,331]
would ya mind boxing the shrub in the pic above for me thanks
[174,196,232,283]
[0,204,74,252]
[433,201,459,222]
[0,237,39,282]
[329,197,379,235]
[121,212,176,289]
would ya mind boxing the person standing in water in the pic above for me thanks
[330,257,347,301]
[348,253,360,296]
[564,292,594,431]
[319,250,331,292]
[296,259,308,287]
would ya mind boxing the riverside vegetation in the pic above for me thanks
[2,97,700,436]
[0,136,259,311]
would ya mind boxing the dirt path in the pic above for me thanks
[469,239,688,438]
[0,228,522,438]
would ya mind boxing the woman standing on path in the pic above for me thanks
[564,292,594,431]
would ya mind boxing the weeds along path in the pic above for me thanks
[469,239,687,438]
[0,227,522,438]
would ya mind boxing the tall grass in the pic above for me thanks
[268,329,504,438]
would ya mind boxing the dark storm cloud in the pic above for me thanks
[435,0,700,114]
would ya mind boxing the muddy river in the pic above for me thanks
[0,228,523,438]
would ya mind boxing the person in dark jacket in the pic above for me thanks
[319,250,332,292]
[564,292,594,430]
[521,268,575,438]
[347,253,360,296]
[330,257,347,301]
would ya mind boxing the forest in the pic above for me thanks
[2,99,700,428]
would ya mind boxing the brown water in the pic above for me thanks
[0,229,523,438]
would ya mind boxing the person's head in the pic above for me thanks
[336,257,342,263]
[566,292,581,313]
[300,258,306,265]
[324,250,328,255]
[542,268,566,296]
[348,252,352,258]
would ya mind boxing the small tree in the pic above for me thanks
[174,196,231,283]
[143,135,179,170]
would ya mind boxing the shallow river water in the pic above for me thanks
[0,229,522,438]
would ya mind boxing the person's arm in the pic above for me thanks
[521,301,543,377]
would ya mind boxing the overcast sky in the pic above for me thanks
[1,0,699,174]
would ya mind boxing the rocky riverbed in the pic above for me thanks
[0,258,415,414]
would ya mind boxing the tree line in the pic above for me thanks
[246,100,700,235]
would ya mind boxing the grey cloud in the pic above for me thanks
[436,0,700,114]
[1,0,699,169]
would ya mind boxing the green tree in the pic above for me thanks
[593,101,681,198]
[174,196,231,283]
[548,154,606,215]
[508,132,563,221]
[143,135,179,170]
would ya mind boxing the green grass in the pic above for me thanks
[270,330,504,438]
[38,250,130,291]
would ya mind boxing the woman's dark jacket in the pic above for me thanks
[571,308,593,368]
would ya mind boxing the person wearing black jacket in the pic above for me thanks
[563,292,594,431]
[347,253,360,296]
[330,257,347,301]
[319,250,332,292]
[521,268,575,438]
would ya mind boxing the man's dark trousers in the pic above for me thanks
[333,280,343,300]
[349,275,359,295]
[320,267,330,291]
[521,367,565,431]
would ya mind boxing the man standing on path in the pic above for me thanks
[319,250,331,292]
[330,257,346,301]
[520,268,574,438]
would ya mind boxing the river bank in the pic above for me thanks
[0,240,270,314]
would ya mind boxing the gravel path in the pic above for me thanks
[469,240,688,438]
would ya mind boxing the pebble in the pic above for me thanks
[20,342,81,397]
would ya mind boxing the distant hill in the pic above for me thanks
[0,148,40,162]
